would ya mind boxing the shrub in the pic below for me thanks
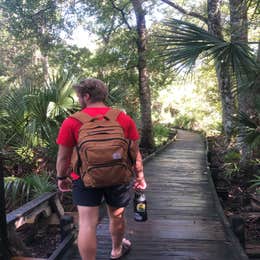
[4,173,56,212]
[173,115,196,130]
[153,123,171,147]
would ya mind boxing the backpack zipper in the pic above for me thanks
[82,162,130,178]
[88,161,127,169]
[78,137,128,149]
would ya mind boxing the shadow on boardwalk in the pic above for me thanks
[64,130,248,260]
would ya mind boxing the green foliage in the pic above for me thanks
[4,173,56,211]
[0,0,257,182]
[173,115,196,130]
[49,44,92,76]
[0,70,77,167]
[223,150,241,179]
[147,24,177,94]
[223,162,240,179]
[249,175,260,192]
[153,124,171,146]
[250,174,260,187]
[77,0,132,40]
[158,19,258,77]
[247,159,260,191]
[0,27,45,86]
[15,147,34,164]
[1,0,64,49]
[157,16,259,153]
[224,150,241,162]
[157,18,259,125]
[153,71,222,135]
[0,1,77,86]
[236,112,260,150]
[82,28,140,118]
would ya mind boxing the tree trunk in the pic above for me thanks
[131,0,155,152]
[230,0,248,43]
[207,0,236,139]
[229,0,252,163]
[254,43,260,112]
[39,26,50,83]
[257,42,260,63]
[41,53,49,82]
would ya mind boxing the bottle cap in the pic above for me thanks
[135,188,144,193]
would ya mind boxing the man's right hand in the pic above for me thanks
[133,177,147,190]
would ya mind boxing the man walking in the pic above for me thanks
[56,78,147,260]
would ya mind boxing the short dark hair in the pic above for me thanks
[73,78,108,102]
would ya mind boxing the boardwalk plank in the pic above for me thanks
[63,130,248,260]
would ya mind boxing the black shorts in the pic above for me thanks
[72,179,132,207]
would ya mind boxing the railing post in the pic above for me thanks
[0,157,10,259]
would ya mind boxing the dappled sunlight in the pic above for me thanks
[153,80,222,135]
[0,0,259,258]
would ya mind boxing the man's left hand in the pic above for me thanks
[57,178,72,192]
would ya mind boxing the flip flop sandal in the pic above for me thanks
[110,240,131,260]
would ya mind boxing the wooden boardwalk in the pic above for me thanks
[63,130,248,260]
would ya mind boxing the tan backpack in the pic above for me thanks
[70,109,137,187]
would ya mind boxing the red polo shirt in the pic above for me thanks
[57,107,139,146]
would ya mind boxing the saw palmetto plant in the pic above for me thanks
[157,18,258,79]
[4,173,56,211]
[236,112,260,149]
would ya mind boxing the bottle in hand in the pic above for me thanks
[134,190,148,222]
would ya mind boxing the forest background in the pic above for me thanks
[0,0,259,216]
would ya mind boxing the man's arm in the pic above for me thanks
[56,145,73,192]
[133,141,147,190]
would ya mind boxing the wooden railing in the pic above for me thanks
[0,157,10,260]
[0,149,77,260]
[7,191,75,260]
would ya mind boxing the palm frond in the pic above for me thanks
[157,19,258,80]
[255,94,260,112]
[0,69,78,149]
[0,85,31,146]
[4,173,56,209]
[236,112,260,148]
[24,174,56,198]
[237,112,258,128]
[46,69,78,118]
[249,174,260,189]
[157,19,226,72]
[4,176,31,208]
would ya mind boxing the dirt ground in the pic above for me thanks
[208,135,260,259]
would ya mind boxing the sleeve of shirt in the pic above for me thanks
[127,115,140,140]
[117,112,139,141]
[56,117,78,147]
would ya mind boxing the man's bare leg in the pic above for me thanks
[107,206,130,257]
[77,206,99,260]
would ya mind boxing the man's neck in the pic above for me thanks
[85,102,107,108]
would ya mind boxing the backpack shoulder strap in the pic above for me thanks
[105,108,122,121]
[70,111,93,123]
